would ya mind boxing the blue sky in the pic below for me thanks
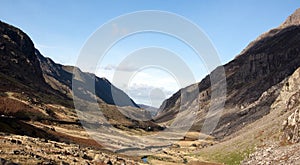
[1,0,300,107]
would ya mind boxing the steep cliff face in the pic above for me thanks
[225,25,300,106]
[155,9,300,138]
[0,20,73,107]
[0,21,48,90]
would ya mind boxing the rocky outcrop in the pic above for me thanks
[0,21,74,107]
[282,108,300,143]
[242,143,300,165]
[270,67,300,144]
[281,8,300,28]
[0,21,48,90]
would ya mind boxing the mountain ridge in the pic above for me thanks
[155,8,300,139]
[0,19,140,108]
[36,50,140,108]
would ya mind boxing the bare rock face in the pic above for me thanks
[282,109,300,143]
[273,67,300,143]
[0,21,76,107]
[242,67,300,164]
[0,21,47,90]
[281,8,300,28]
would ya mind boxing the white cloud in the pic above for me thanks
[126,83,174,108]
[97,64,184,108]
[102,64,138,72]
[126,70,179,107]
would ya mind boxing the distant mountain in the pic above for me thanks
[138,104,158,117]
[155,9,300,138]
[36,51,140,108]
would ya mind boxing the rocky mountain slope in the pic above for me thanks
[0,19,165,164]
[36,50,139,108]
[155,9,300,140]
[240,65,300,164]
[190,65,300,164]
[0,20,139,108]
[0,21,46,89]
[0,21,71,107]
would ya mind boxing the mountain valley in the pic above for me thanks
[1,8,300,165]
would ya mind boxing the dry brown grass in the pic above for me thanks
[0,97,47,120]
[0,97,31,113]
[51,130,103,149]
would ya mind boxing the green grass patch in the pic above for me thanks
[199,147,254,165]
[214,149,253,165]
